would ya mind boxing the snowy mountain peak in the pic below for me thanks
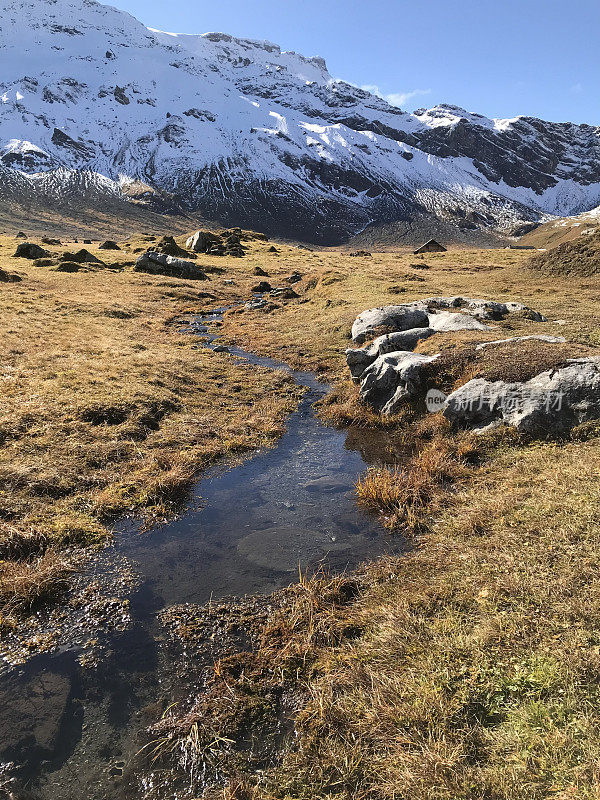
[1,0,599,243]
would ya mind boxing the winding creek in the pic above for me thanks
[0,311,404,799]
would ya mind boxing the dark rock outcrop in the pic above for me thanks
[252,281,272,293]
[13,243,49,259]
[154,235,189,257]
[59,248,104,264]
[0,268,22,282]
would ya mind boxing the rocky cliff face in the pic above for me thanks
[1,0,599,243]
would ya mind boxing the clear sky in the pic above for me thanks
[117,0,599,125]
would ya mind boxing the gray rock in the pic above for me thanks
[245,298,267,310]
[134,251,207,280]
[443,357,600,435]
[346,327,436,380]
[270,286,299,299]
[13,242,49,259]
[428,310,491,332]
[359,351,439,415]
[0,268,22,283]
[351,306,429,344]
[186,230,222,253]
[475,335,566,350]
[408,296,547,322]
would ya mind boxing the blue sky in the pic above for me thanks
[118,0,599,124]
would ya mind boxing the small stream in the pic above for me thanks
[0,311,404,799]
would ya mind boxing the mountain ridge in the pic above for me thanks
[1,0,599,244]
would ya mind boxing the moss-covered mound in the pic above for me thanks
[526,232,600,277]
[421,338,596,393]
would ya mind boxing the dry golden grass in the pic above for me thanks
[0,546,81,613]
[266,439,600,799]
[0,231,304,613]
[356,433,477,532]
[150,569,364,790]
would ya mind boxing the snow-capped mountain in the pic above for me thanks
[1,0,599,244]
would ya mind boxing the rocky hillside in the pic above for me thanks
[1,0,600,243]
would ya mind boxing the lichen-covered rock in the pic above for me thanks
[351,306,429,344]
[346,328,436,380]
[475,335,566,350]
[443,357,600,435]
[428,310,490,332]
[359,352,439,415]
[413,296,547,322]
[350,297,546,345]
[154,235,189,257]
[134,251,207,279]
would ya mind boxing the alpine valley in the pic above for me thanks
[1,0,600,244]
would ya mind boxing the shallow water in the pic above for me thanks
[0,312,404,799]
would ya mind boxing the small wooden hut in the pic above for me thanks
[414,239,447,254]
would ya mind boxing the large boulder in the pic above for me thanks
[349,297,546,345]
[134,251,207,280]
[359,352,439,416]
[443,357,600,435]
[346,328,436,380]
[186,230,222,254]
[351,306,430,344]
[13,242,49,259]
[428,311,490,332]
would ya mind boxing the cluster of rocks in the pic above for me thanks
[13,242,115,272]
[347,297,600,435]
[350,296,546,345]
[186,228,248,257]
[245,285,299,310]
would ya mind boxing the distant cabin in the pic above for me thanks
[414,239,447,254]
